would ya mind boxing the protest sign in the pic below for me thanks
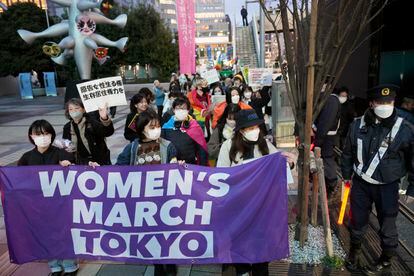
[0,154,289,265]
[76,76,127,113]
[211,95,226,105]
[248,68,273,88]
[241,66,249,84]
[200,69,220,85]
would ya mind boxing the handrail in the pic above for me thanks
[251,14,260,65]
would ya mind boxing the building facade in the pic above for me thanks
[159,0,176,33]
[195,0,231,66]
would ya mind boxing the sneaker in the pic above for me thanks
[362,255,392,275]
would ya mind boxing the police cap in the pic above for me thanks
[367,84,399,101]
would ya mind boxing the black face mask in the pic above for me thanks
[201,87,209,93]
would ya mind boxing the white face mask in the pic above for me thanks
[374,105,394,119]
[226,119,236,128]
[32,134,52,148]
[242,128,260,142]
[69,111,83,120]
[145,128,161,140]
[175,109,188,121]
[231,95,240,104]
[338,96,347,104]
[244,92,252,99]
[214,90,222,95]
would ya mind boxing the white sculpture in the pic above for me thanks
[17,0,128,80]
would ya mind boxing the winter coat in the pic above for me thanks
[116,138,177,165]
[63,114,114,165]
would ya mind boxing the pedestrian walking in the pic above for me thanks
[341,84,414,274]
[313,88,347,198]
[153,80,166,119]
[63,98,114,166]
[241,5,248,26]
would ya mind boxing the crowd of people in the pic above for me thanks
[18,72,296,276]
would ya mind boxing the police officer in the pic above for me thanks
[314,88,348,197]
[341,84,414,275]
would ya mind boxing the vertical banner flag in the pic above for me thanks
[176,0,196,74]
[0,154,289,265]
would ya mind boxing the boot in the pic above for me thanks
[362,254,392,275]
[345,246,362,272]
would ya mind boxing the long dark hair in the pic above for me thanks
[135,109,159,141]
[217,104,240,141]
[226,86,242,104]
[229,126,269,164]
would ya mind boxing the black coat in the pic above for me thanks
[18,146,74,166]
[63,114,114,165]
[241,8,248,17]
[245,86,271,119]
[314,94,341,146]
[124,112,139,142]
[341,109,414,196]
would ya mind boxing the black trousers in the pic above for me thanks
[350,176,399,256]
[242,16,248,26]
[235,262,269,275]
[320,135,339,190]
[154,264,176,276]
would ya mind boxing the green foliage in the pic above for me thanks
[0,3,54,77]
[321,255,345,269]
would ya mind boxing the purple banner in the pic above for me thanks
[0,153,289,265]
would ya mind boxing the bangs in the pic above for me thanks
[31,125,48,135]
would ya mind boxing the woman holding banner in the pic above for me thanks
[116,109,180,276]
[63,98,114,166]
[18,119,79,275]
[124,91,150,142]
[217,109,295,276]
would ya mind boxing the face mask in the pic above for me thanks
[145,128,161,140]
[214,90,222,95]
[70,111,83,120]
[244,92,252,99]
[374,105,394,119]
[32,134,52,148]
[242,128,260,142]
[226,119,236,128]
[231,95,240,104]
[175,109,189,121]
[338,96,347,104]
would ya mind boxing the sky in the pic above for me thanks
[224,0,260,27]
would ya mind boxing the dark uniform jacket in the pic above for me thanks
[314,94,341,147]
[341,109,414,196]
[18,146,74,166]
[63,114,114,165]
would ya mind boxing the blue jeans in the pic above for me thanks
[48,259,78,273]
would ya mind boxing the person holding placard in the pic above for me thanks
[124,91,150,142]
[63,98,114,166]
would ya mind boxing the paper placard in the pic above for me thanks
[76,76,128,113]
[200,69,220,84]
[248,68,273,88]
